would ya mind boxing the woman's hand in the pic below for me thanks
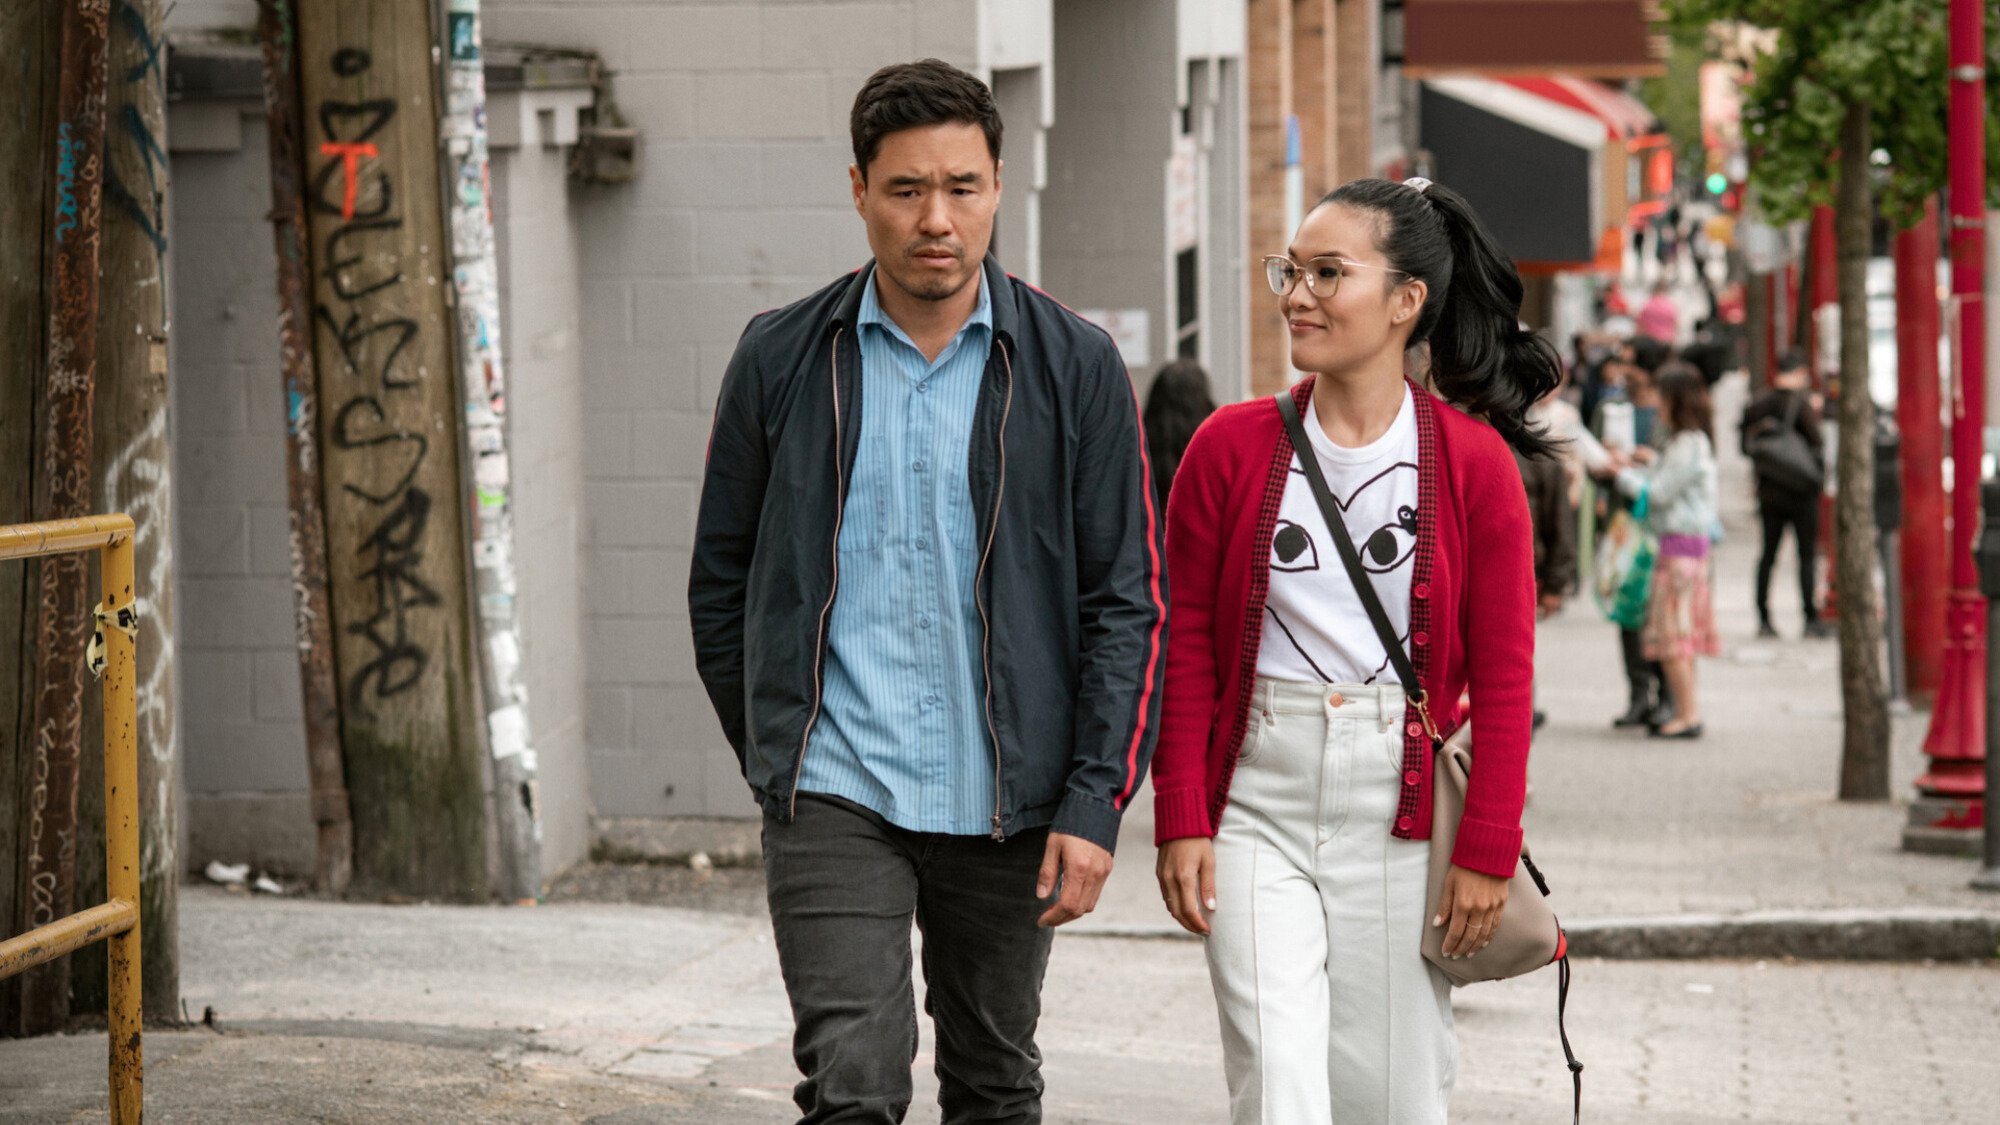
[1156,837,1216,936]
[1433,865,1509,959]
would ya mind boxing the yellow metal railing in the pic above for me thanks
[0,514,142,1124]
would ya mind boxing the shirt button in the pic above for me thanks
[1413,582,1431,599]
[1413,631,1429,647]
[917,382,930,393]
[913,460,926,472]
[916,538,928,550]
[1406,721,1422,737]
[918,616,931,629]
[926,693,939,705]
[1397,815,1415,832]
[1404,770,1421,786]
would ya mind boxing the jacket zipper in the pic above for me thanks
[978,341,1015,840]
[788,328,847,818]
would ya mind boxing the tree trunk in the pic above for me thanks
[1834,101,1891,799]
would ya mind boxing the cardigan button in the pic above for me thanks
[1396,815,1415,832]
[1406,721,1423,737]
[1413,631,1429,647]
[1413,582,1431,599]
[1404,770,1421,786]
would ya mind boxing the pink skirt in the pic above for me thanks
[1643,538,1720,661]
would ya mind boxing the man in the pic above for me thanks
[1740,347,1828,639]
[688,59,1165,1124]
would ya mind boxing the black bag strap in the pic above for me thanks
[1274,390,1431,725]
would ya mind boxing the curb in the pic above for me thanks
[1068,909,2000,961]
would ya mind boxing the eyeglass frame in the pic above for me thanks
[1261,253,1414,300]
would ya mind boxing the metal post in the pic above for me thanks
[1898,201,1947,704]
[255,0,353,898]
[1910,0,1990,852]
[101,529,141,1122]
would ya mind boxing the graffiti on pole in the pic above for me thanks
[308,46,440,717]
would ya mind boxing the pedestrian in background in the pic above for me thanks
[1637,279,1680,346]
[1601,340,1670,729]
[1740,347,1828,639]
[1143,357,1218,512]
[1151,176,1554,1123]
[688,59,1165,1124]
[1618,367,1721,739]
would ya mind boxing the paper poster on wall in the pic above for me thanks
[1076,308,1151,368]
[1169,135,1199,252]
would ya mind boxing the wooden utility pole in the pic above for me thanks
[257,0,354,898]
[443,0,543,903]
[0,0,58,1037]
[295,0,490,899]
[16,0,113,1033]
[66,0,180,1021]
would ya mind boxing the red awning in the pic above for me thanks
[1501,77,1659,141]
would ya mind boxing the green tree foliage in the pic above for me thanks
[1669,0,2000,226]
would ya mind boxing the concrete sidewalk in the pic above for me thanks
[4,887,1997,1123]
[1077,372,2000,954]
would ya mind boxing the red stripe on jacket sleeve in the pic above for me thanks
[1115,372,1167,810]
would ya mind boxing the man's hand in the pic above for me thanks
[1538,593,1565,618]
[1154,837,1215,935]
[1433,865,1509,959]
[1036,832,1113,928]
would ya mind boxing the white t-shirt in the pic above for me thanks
[1258,386,1420,685]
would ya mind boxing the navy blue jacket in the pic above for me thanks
[688,257,1167,852]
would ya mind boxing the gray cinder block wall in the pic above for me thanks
[483,0,1060,823]
[162,29,599,881]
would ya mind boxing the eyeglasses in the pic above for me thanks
[1262,254,1412,299]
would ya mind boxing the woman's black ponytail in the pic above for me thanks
[1319,178,1563,459]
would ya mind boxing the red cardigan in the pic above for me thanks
[1151,377,1535,879]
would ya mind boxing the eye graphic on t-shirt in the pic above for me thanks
[1272,519,1320,572]
[1360,503,1419,574]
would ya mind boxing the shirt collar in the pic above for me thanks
[858,267,991,349]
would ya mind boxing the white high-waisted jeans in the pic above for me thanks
[1205,676,1455,1124]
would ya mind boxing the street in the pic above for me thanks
[6,372,1999,1122]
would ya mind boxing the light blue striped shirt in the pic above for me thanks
[799,269,995,834]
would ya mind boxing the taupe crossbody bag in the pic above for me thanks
[1276,390,1583,1120]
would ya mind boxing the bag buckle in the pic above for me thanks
[1412,692,1441,743]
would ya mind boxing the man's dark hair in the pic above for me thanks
[1777,346,1810,375]
[850,59,1002,180]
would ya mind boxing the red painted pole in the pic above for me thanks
[1909,0,1988,850]
[1898,200,1946,704]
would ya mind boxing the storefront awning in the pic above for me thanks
[1419,77,1605,268]
[1500,77,1660,141]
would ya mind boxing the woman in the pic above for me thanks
[1150,177,1557,1123]
[1618,366,1720,738]
[1143,358,1220,512]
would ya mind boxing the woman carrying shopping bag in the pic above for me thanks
[1150,177,1559,1123]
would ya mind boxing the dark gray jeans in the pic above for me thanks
[762,794,1056,1124]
